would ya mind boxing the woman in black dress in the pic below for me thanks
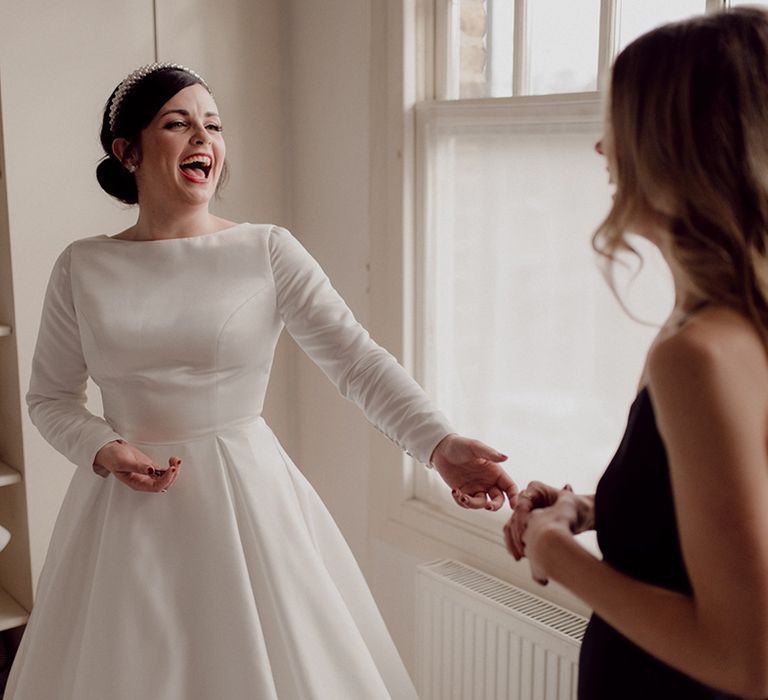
[504,7,768,699]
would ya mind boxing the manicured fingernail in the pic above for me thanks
[171,467,177,473]
[147,467,155,476]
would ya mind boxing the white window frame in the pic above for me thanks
[368,0,731,609]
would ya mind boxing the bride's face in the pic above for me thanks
[133,84,226,207]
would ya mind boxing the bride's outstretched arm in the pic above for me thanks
[269,226,517,508]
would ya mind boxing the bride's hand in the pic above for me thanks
[94,440,182,493]
[430,434,517,511]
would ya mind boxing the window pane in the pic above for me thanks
[618,0,707,52]
[419,116,673,506]
[457,0,601,98]
[528,0,600,94]
[458,0,494,98]
[486,0,515,97]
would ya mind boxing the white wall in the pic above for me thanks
[0,0,156,593]
[284,0,431,677]
[284,0,375,566]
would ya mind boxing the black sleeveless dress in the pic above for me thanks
[578,388,748,700]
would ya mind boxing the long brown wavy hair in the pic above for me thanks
[593,7,768,346]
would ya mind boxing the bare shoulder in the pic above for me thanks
[649,306,768,401]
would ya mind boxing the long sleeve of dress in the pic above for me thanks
[269,226,453,465]
[26,246,124,472]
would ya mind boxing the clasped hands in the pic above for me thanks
[431,435,593,586]
[504,481,595,585]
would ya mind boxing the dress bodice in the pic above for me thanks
[594,388,689,592]
[579,388,745,699]
[73,224,281,443]
[27,223,453,468]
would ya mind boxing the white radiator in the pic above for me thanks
[416,559,588,700]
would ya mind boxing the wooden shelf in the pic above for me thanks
[0,586,27,631]
[0,324,10,337]
[0,461,21,488]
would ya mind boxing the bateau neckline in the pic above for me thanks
[101,222,252,243]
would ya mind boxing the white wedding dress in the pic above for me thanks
[6,224,452,700]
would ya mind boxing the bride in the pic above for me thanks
[5,63,518,699]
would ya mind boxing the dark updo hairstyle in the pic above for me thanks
[96,66,219,205]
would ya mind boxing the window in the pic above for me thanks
[449,0,711,99]
[409,1,730,542]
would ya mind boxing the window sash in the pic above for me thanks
[413,93,609,536]
[373,0,731,589]
[435,0,727,101]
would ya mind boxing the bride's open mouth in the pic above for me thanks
[179,153,213,183]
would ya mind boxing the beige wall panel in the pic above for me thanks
[0,0,155,591]
[285,0,374,566]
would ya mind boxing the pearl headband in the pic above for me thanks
[108,62,210,134]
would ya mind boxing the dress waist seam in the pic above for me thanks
[109,414,265,446]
